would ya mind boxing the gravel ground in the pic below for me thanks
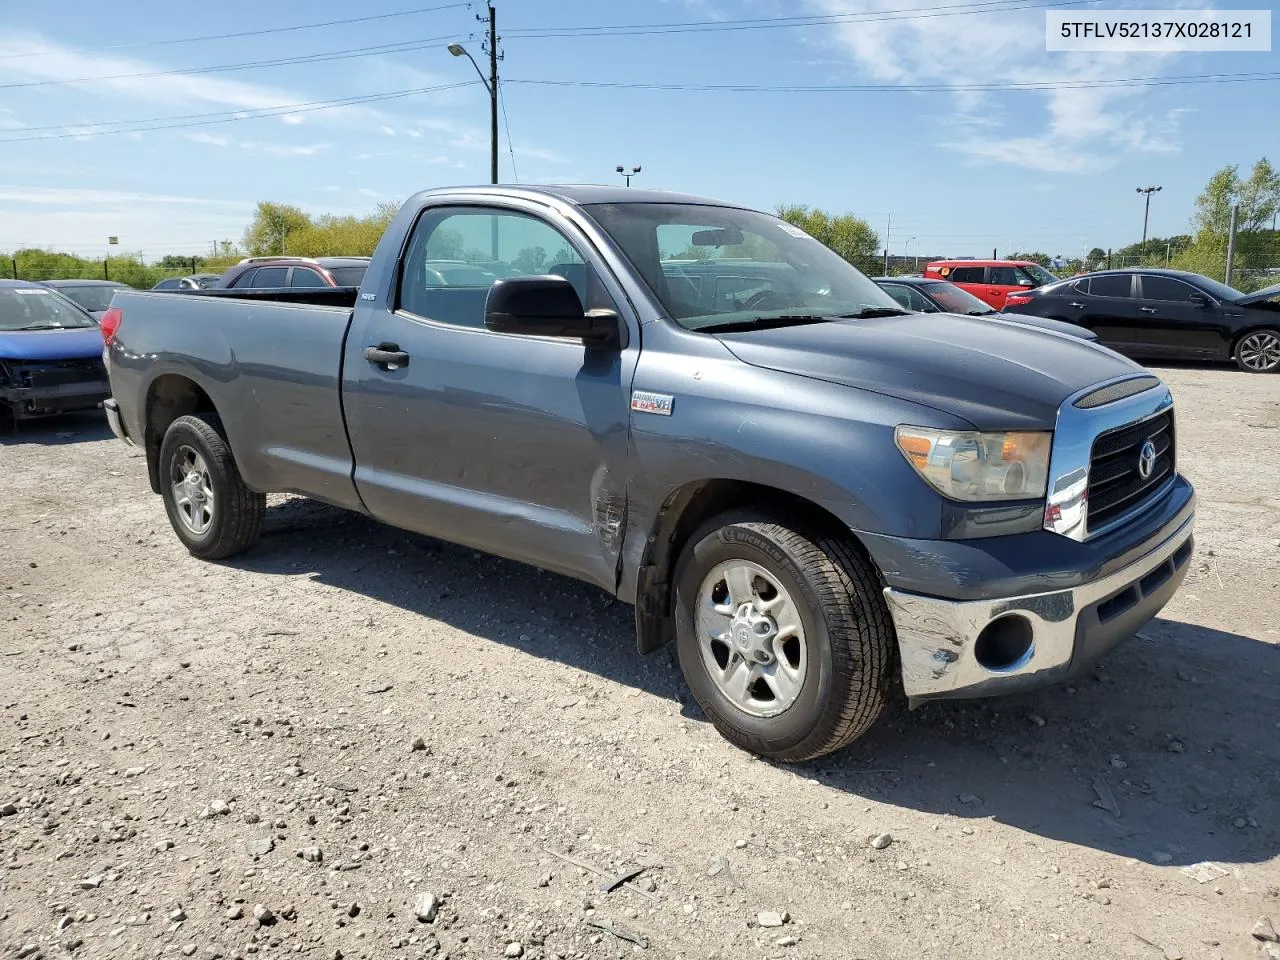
[2,364,1278,960]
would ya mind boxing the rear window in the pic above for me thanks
[327,265,368,287]
[946,266,985,283]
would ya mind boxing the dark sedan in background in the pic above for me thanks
[1002,268,1280,372]
[39,279,131,319]
[872,275,1097,341]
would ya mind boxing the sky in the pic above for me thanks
[0,0,1275,262]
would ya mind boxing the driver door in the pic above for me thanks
[341,202,640,591]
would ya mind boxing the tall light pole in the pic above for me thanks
[616,165,641,187]
[1136,185,1162,257]
[908,235,919,271]
[448,4,499,185]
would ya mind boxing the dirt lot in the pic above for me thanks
[2,364,1278,960]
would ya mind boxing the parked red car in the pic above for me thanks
[924,259,1061,310]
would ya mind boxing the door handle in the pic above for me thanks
[1139,307,1157,314]
[1068,302,1085,309]
[364,343,410,368]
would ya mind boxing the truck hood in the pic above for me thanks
[0,327,104,361]
[715,312,1141,431]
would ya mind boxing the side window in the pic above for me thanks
[399,207,601,329]
[290,268,328,288]
[1087,274,1134,299]
[988,266,1023,285]
[1141,275,1198,302]
[881,284,931,312]
[230,269,257,288]
[155,278,179,290]
[251,266,289,287]
[948,267,985,283]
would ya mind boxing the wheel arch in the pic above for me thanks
[633,478,882,655]
[143,374,219,494]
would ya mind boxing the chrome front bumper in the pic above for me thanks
[884,513,1194,700]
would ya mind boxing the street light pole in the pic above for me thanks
[1136,185,1162,257]
[615,165,641,187]
[448,3,499,185]
[908,236,919,271]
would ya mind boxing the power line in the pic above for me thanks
[0,3,470,61]
[498,79,519,182]
[0,81,481,143]
[0,34,466,91]
[507,72,1280,94]
[501,0,1093,37]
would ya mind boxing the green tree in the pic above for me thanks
[511,246,548,274]
[1009,251,1051,267]
[1169,157,1280,287]
[775,204,879,272]
[243,202,312,256]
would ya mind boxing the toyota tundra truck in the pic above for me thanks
[100,185,1195,762]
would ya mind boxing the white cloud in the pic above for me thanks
[239,141,331,157]
[380,125,398,137]
[357,187,382,197]
[184,132,230,147]
[514,145,569,164]
[0,185,249,207]
[0,33,312,114]
[812,0,1200,172]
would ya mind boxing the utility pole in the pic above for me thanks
[448,2,500,185]
[1225,202,1239,284]
[487,2,498,185]
[1136,185,1162,257]
[883,214,891,275]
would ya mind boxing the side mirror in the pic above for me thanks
[1188,292,1210,307]
[1017,278,1034,287]
[484,275,617,344]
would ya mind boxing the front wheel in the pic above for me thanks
[1234,329,1280,373]
[673,513,895,762]
[158,413,265,560]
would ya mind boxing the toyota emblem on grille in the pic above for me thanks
[1137,439,1157,480]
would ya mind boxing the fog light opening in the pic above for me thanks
[974,615,1034,672]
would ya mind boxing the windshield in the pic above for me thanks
[0,287,97,330]
[1019,264,1060,286]
[55,284,125,313]
[583,202,902,330]
[327,265,369,287]
[1192,275,1244,302]
[919,281,995,315]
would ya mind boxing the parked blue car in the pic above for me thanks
[0,279,110,422]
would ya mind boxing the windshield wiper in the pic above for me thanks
[13,323,63,331]
[697,314,834,334]
[843,307,910,319]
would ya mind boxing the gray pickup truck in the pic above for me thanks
[102,185,1195,762]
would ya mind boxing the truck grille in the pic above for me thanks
[1087,410,1174,532]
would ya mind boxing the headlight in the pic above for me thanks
[895,426,1051,501]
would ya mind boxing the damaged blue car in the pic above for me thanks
[0,280,110,423]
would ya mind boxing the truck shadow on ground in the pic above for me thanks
[233,496,1280,872]
[0,411,111,445]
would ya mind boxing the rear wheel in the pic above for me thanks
[158,413,265,560]
[1234,329,1280,373]
[673,513,894,762]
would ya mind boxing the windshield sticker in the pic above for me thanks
[777,223,810,239]
[12,288,51,295]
